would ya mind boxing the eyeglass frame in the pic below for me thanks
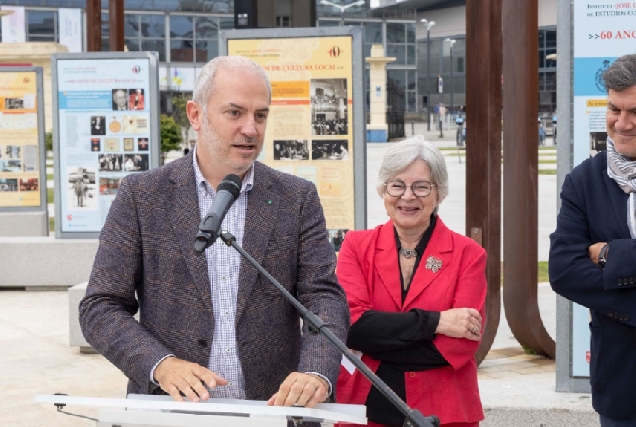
[384,180,436,197]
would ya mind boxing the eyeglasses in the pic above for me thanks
[384,180,435,197]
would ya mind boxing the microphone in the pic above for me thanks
[193,174,242,254]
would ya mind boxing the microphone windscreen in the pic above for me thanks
[218,174,242,199]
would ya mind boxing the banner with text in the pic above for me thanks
[53,54,159,237]
[228,36,355,251]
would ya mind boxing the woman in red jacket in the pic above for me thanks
[336,136,487,427]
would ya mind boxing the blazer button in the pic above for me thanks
[198,339,208,347]
[409,372,416,378]
[618,279,623,285]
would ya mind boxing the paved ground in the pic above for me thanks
[4,129,578,426]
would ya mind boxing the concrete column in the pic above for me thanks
[365,44,395,143]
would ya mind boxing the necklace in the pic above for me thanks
[399,247,417,258]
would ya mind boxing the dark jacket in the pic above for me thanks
[80,152,349,399]
[550,150,636,419]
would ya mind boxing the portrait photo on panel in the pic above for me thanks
[91,116,106,135]
[67,166,97,210]
[129,89,145,111]
[311,140,349,161]
[310,79,348,136]
[98,154,123,172]
[112,88,128,111]
[273,140,309,161]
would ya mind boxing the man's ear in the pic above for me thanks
[186,100,203,131]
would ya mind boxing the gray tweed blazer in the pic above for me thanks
[79,152,349,399]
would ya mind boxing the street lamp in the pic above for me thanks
[445,38,456,113]
[320,0,365,26]
[421,19,435,130]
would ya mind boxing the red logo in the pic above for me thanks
[67,214,73,221]
[328,46,342,58]
[132,65,141,74]
[586,351,591,363]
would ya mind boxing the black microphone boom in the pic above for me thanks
[193,174,242,254]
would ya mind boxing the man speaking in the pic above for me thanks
[80,56,349,418]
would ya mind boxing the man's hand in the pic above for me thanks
[154,357,228,402]
[436,307,482,341]
[267,372,328,408]
[588,242,608,266]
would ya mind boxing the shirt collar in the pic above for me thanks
[192,144,254,194]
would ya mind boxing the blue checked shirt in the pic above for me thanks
[193,146,253,399]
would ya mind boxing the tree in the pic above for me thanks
[171,94,192,150]
[160,114,182,164]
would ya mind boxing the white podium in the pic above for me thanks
[34,394,367,427]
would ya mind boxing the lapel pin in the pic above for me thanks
[425,256,442,273]
[267,200,272,205]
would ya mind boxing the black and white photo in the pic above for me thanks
[310,79,348,136]
[273,140,309,161]
[311,140,349,161]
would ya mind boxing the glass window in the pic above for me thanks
[196,40,218,63]
[142,39,166,61]
[545,71,556,91]
[545,48,556,68]
[220,16,234,31]
[171,40,194,62]
[406,23,416,44]
[27,10,56,38]
[101,13,109,38]
[546,30,556,49]
[140,14,165,38]
[538,30,545,49]
[407,70,417,90]
[170,16,193,38]
[196,16,218,38]
[125,38,141,52]
[363,22,383,44]
[387,44,405,65]
[124,14,140,37]
[386,23,405,43]
[406,45,416,66]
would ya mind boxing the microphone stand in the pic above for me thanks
[216,231,440,427]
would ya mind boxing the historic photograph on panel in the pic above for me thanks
[91,138,101,152]
[310,79,348,136]
[19,178,39,191]
[98,154,123,172]
[91,116,106,135]
[273,140,309,160]
[112,88,128,111]
[123,154,149,172]
[0,178,18,191]
[67,167,97,209]
[99,177,122,196]
[590,131,608,157]
[328,229,349,252]
[4,98,24,110]
[128,89,145,111]
[311,140,349,161]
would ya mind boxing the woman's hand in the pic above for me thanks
[435,308,482,341]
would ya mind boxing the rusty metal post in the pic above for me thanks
[502,0,555,358]
[85,0,101,52]
[109,0,125,52]
[465,0,502,364]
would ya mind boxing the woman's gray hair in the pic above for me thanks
[603,54,636,92]
[193,56,271,110]
[376,135,448,208]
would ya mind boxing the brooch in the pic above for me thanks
[425,256,442,273]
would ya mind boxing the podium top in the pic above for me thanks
[34,393,366,424]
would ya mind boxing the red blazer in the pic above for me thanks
[335,217,487,425]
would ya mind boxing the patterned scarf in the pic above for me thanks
[606,137,636,238]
